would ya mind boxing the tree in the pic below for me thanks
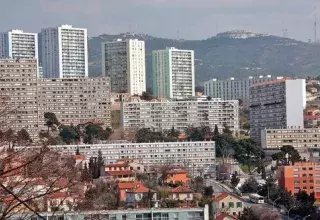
[186,127,205,141]
[17,129,32,145]
[81,162,92,182]
[83,124,111,144]
[259,210,281,220]
[141,90,153,101]
[97,150,104,178]
[293,190,316,217]
[213,124,219,136]
[239,207,258,220]
[222,123,233,135]
[231,172,240,189]
[214,134,236,164]
[203,186,214,197]
[272,145,301,165]
[76,147,80,155]
[207,96,212,101]
[59,124,80,144]
[44,112,60,133]
[240,177,260,193]
[234,138,261,174]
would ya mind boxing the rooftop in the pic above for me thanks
[170,186,193,193]
[252,77,292,87]
[106,170,134,176]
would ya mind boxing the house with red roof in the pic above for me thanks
[117,182,156,203]
[105,159,145,173]
[105,170,135,182]
[165,169,191,186]
[213,193,243,218]
[46,192,82,212]
[216,212,237,220]
[169,186,194,201]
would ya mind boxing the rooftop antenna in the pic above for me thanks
[314,6,317,43]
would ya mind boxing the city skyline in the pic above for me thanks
[0,0,319,41]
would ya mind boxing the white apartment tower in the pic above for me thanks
[152,47,195,100]
[40,25,88,78]
[249,78,306,143]
[101,39,146,95]
[0,29,38,59]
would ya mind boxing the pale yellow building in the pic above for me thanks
[213,193,244,218]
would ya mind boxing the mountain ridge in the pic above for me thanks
[88,31,320,87]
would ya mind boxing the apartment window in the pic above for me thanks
[236,202,242,208]
[229,202,234,208]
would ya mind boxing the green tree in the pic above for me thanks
[59,124,80,144]
[141,89,153,101]
[272,145,301,165]
[213,124,219,136]
[44,112,60,133]
[84,124,103,144]
[81,162,92,182]
[230,172,240,189]
[214,134,236,164]
[203,186,214,197]
[17,128,32,144]
[97,150,104,178]
[186,127,205,141]
[222,123,233,135]
[235,138,261,174]
[239,177,259,193]
[293,190,316,217]
[239,207,258,220]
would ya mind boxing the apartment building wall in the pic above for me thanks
[203,75,283,102]
[0,30,38,60]
[261,128,320,149]
[278,162,320,199]
[0,59,39,139]
[102,39,146,95]
[121,99,239,135]
[0,59,111,139]
[18,141,216,177]
[249,78,306,143]
[152,47,195,100]
[40,25,88,78]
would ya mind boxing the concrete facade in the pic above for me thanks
[40,24,88,78]
[249,78,306,143]
[0,59,110,139]
[261,128,320,149]
[121,99,239,135]
[102,39,146,95]
[152,47,195,100]
[204,75,283,102]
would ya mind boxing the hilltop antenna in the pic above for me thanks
[314,6,317,43]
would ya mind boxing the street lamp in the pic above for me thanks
[288,206,296,220]
[272,197,281,210]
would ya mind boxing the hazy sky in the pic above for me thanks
[1,0,319,41]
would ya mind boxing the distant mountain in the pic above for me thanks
[88,30,320,87]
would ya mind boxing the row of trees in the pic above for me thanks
[41,112,112,145]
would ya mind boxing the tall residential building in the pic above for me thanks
[249,78,306,143]
[204,75,283,103]
[0,59,110,139]
[101,39,146,95]
[121,98,239,135]
[152,47,195,100]
[0,29,38,60]
[18,141,216,177]
[278,162,320,199]
[40,24,88,78]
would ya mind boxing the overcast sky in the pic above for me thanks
[1,0,319,41]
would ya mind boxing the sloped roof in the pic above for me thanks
[118,182,152,193]
[167,169,187,174]
[214,193,230,201]
[216,213,237,220]
[171,186,193,193]
[106,170,134,176]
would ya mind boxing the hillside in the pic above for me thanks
[88,30,320,86]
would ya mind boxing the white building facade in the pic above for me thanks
[0,29,38,60]
[17,141,216,177]
[121,99,239,134]
[261,128,320,149]
[204,75,283,102]
[152,47,195,100]
[40,24,88,78]
[101,39,146,95]
[249,78,306,143]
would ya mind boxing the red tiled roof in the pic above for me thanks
[118,182,151,193]
[216,213,237,220]
[304,115,320,120]
[214,193,230,201]
[106,170,134,176]
[171,186,193,193]
[73,155,85,160]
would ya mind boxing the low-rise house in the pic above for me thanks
[169,186,194,201]
[216,212,237,220]
[46,192,81,212]
[105,170,135,182]
[165,169,190,186]
[105,159,145,173]
[117,182,156,203]
[213,193,244,218]
[73,154,86,169]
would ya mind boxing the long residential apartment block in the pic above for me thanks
[261,128,320,149]
[249,78,306,143]
[17,141,216,177]
[204,75,283,102]
[121,98,239,134]
[0,59,111,139]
